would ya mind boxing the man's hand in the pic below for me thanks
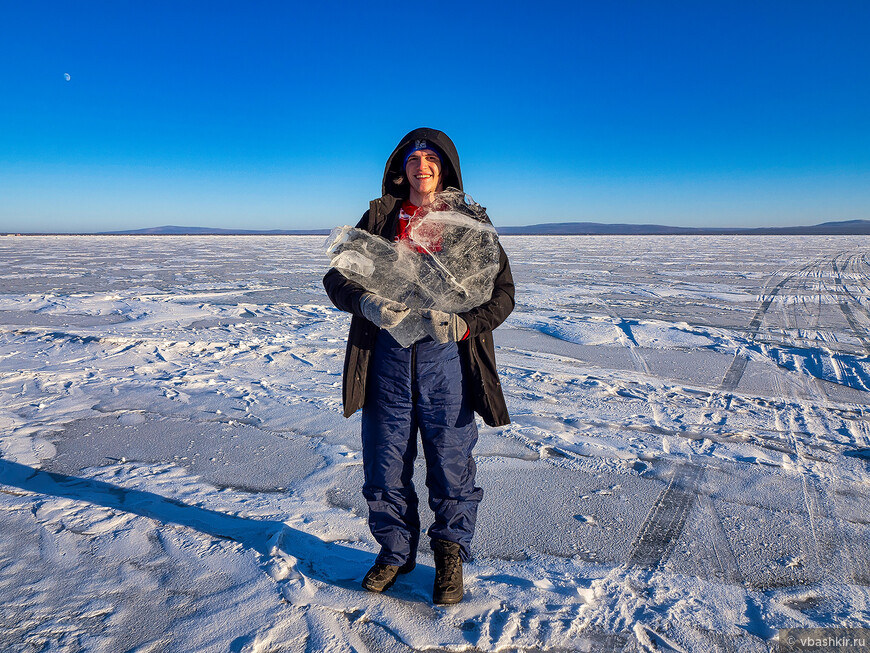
[359,293,410,329]
[420,309,468,343]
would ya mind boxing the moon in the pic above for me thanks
[64,73,71,81]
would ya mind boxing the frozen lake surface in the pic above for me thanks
[1,235,868,652]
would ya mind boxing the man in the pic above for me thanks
[323,127,514,604]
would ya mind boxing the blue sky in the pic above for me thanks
[1,1,868,232]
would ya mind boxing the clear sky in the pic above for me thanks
[2,1,869,232]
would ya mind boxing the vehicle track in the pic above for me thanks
[790,253,870,392]
[840,253,870,322]
[626,461,705,570]
[831,255,870,355]
[697,494,744,585]
[783,407,870,586]
[723,252,870,395]
[778,257,848,397]
[593,295,652,377]
[719,272,794,392]
[769,275,870,586]
[773,252,870,586]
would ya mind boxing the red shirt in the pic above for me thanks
[395,202,468,340]
[396,202,443,253]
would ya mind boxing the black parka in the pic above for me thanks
[323,128,515,426]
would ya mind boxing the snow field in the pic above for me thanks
[0,235,868,651]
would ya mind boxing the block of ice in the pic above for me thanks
[330,250,375,278]
[325,189,501,346]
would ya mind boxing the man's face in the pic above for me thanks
[405,149,443,200]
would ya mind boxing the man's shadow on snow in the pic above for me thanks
[0,458,379,592]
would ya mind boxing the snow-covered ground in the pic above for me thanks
[1,234,868,652]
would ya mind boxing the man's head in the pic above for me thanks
[382,128,462,200]
[404,139,444,205]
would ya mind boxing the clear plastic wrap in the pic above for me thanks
[325,190,501,346]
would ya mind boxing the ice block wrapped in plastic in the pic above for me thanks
[325,189,501,346]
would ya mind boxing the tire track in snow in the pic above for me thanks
[785,407,870,586]
[622,464,746,652]
[613,318,652,377]
[769,255,870,586]
[591,295,652,377]
[841,253,870,323]
[719,274,792,392]
[831,255,870,355]
[760,253,870,394]
[626,462,705,570]
[799,252,870,403]
[697,495,744,586]
[777,258,850,397]
[766,340,870,588]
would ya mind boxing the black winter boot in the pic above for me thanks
[432,539,464,604]
[362,559,416,593]
[362,563,399,592]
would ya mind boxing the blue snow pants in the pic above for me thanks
[362,330,482,566]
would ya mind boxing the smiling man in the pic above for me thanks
[323,128,515,604]
[404,145,443,204]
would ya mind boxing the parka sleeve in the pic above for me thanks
[457,243,515,337]
[323,211,371,317]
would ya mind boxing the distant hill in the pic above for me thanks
[98,225,331,235]
[5,219,870,236]
[497,219,870,235]
[95,219,870,236]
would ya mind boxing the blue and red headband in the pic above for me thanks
[403,139,442,169]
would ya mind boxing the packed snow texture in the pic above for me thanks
[326,190,500,345]
[0,234,869,652]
